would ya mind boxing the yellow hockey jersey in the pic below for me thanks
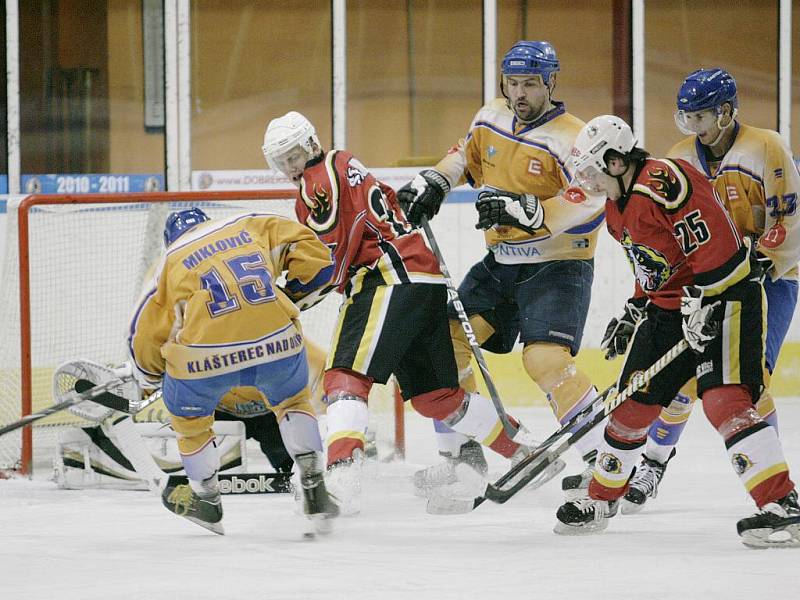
[128,213,334,382]
[668,123,800,281]
[434,98,605,264]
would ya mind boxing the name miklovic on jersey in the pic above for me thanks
[669,122,800,281]
[128,212,335,382]
[434,98,606,264]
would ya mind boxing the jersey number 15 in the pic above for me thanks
[199,251,276,318]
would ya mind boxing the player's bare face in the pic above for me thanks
[274,146,311,184]
[505,75,550,122]
[675,108,722,144]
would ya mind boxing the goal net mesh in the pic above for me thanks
[0,192,402,473]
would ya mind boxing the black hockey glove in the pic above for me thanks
[755,251,774,283]
[680,286,720,353]
[600,296,647,360]
[475,190,544,234]
[396,169,450,226]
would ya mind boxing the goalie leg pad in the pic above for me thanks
[702,385,794,507]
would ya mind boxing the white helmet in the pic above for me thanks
[571,115,636,193]
[262,111,320,174]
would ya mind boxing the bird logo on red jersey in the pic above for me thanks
[620,230,674,291]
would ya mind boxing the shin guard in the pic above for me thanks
[703,385,794,507]
[645,392,695,464]
[588,400,661,501]
[325,393,369,466]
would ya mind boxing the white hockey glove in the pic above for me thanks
[680,286,720,353]
[600,297,647,360]
[475,190,544,234]
[396,169,450,226]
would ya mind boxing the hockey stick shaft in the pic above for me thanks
[482,338,689,504]
[427,338,688,514]
[0,380,162,438]
[420,218,528,443]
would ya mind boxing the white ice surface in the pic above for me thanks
[2,402,800,600]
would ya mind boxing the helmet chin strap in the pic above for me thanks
[708,107,738,149]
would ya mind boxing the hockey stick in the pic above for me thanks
[427,338,689,514]
[0,379,162,438]
[420,218,538,447]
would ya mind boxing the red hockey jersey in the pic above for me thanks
[295,150,443,294]
[605,158,751,310]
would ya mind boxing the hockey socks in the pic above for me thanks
[278,410,323,457]
[645,391,693,464]
[411,389,520,458]
[325,393,369,467]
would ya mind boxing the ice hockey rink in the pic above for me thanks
[2,402,799,600]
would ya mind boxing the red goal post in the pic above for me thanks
[0,191,404,474]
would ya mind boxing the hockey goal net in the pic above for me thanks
[0,191,404,474]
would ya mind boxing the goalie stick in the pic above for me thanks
[427,338,689,514]
[420,218,538,447]
[0,378,162,438]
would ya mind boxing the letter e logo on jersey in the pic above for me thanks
[527,159,542,175]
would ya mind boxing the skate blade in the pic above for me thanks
[553,518,609,536]
[740,524,800,549]
[620,498,647,515]
[185,515,225,536]
[523,458,566,492]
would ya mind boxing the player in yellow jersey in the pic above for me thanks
[397,41,607,495]
[128,208,339,535]
[607,68,800,513]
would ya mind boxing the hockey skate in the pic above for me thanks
[560,450,596,501]
[326,449,364,516]
[554,494,619,535]
[413,440,488,498]
[295,452,339,535]
[736,490,800,549]
[161,483,224,535]
[620,448,676,515]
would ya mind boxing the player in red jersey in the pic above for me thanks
[553,115,799,548]
[261,112,548,515]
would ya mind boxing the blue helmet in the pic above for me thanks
[501,41,559,80]
[163,208,210,247]
[676,68,738,113]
